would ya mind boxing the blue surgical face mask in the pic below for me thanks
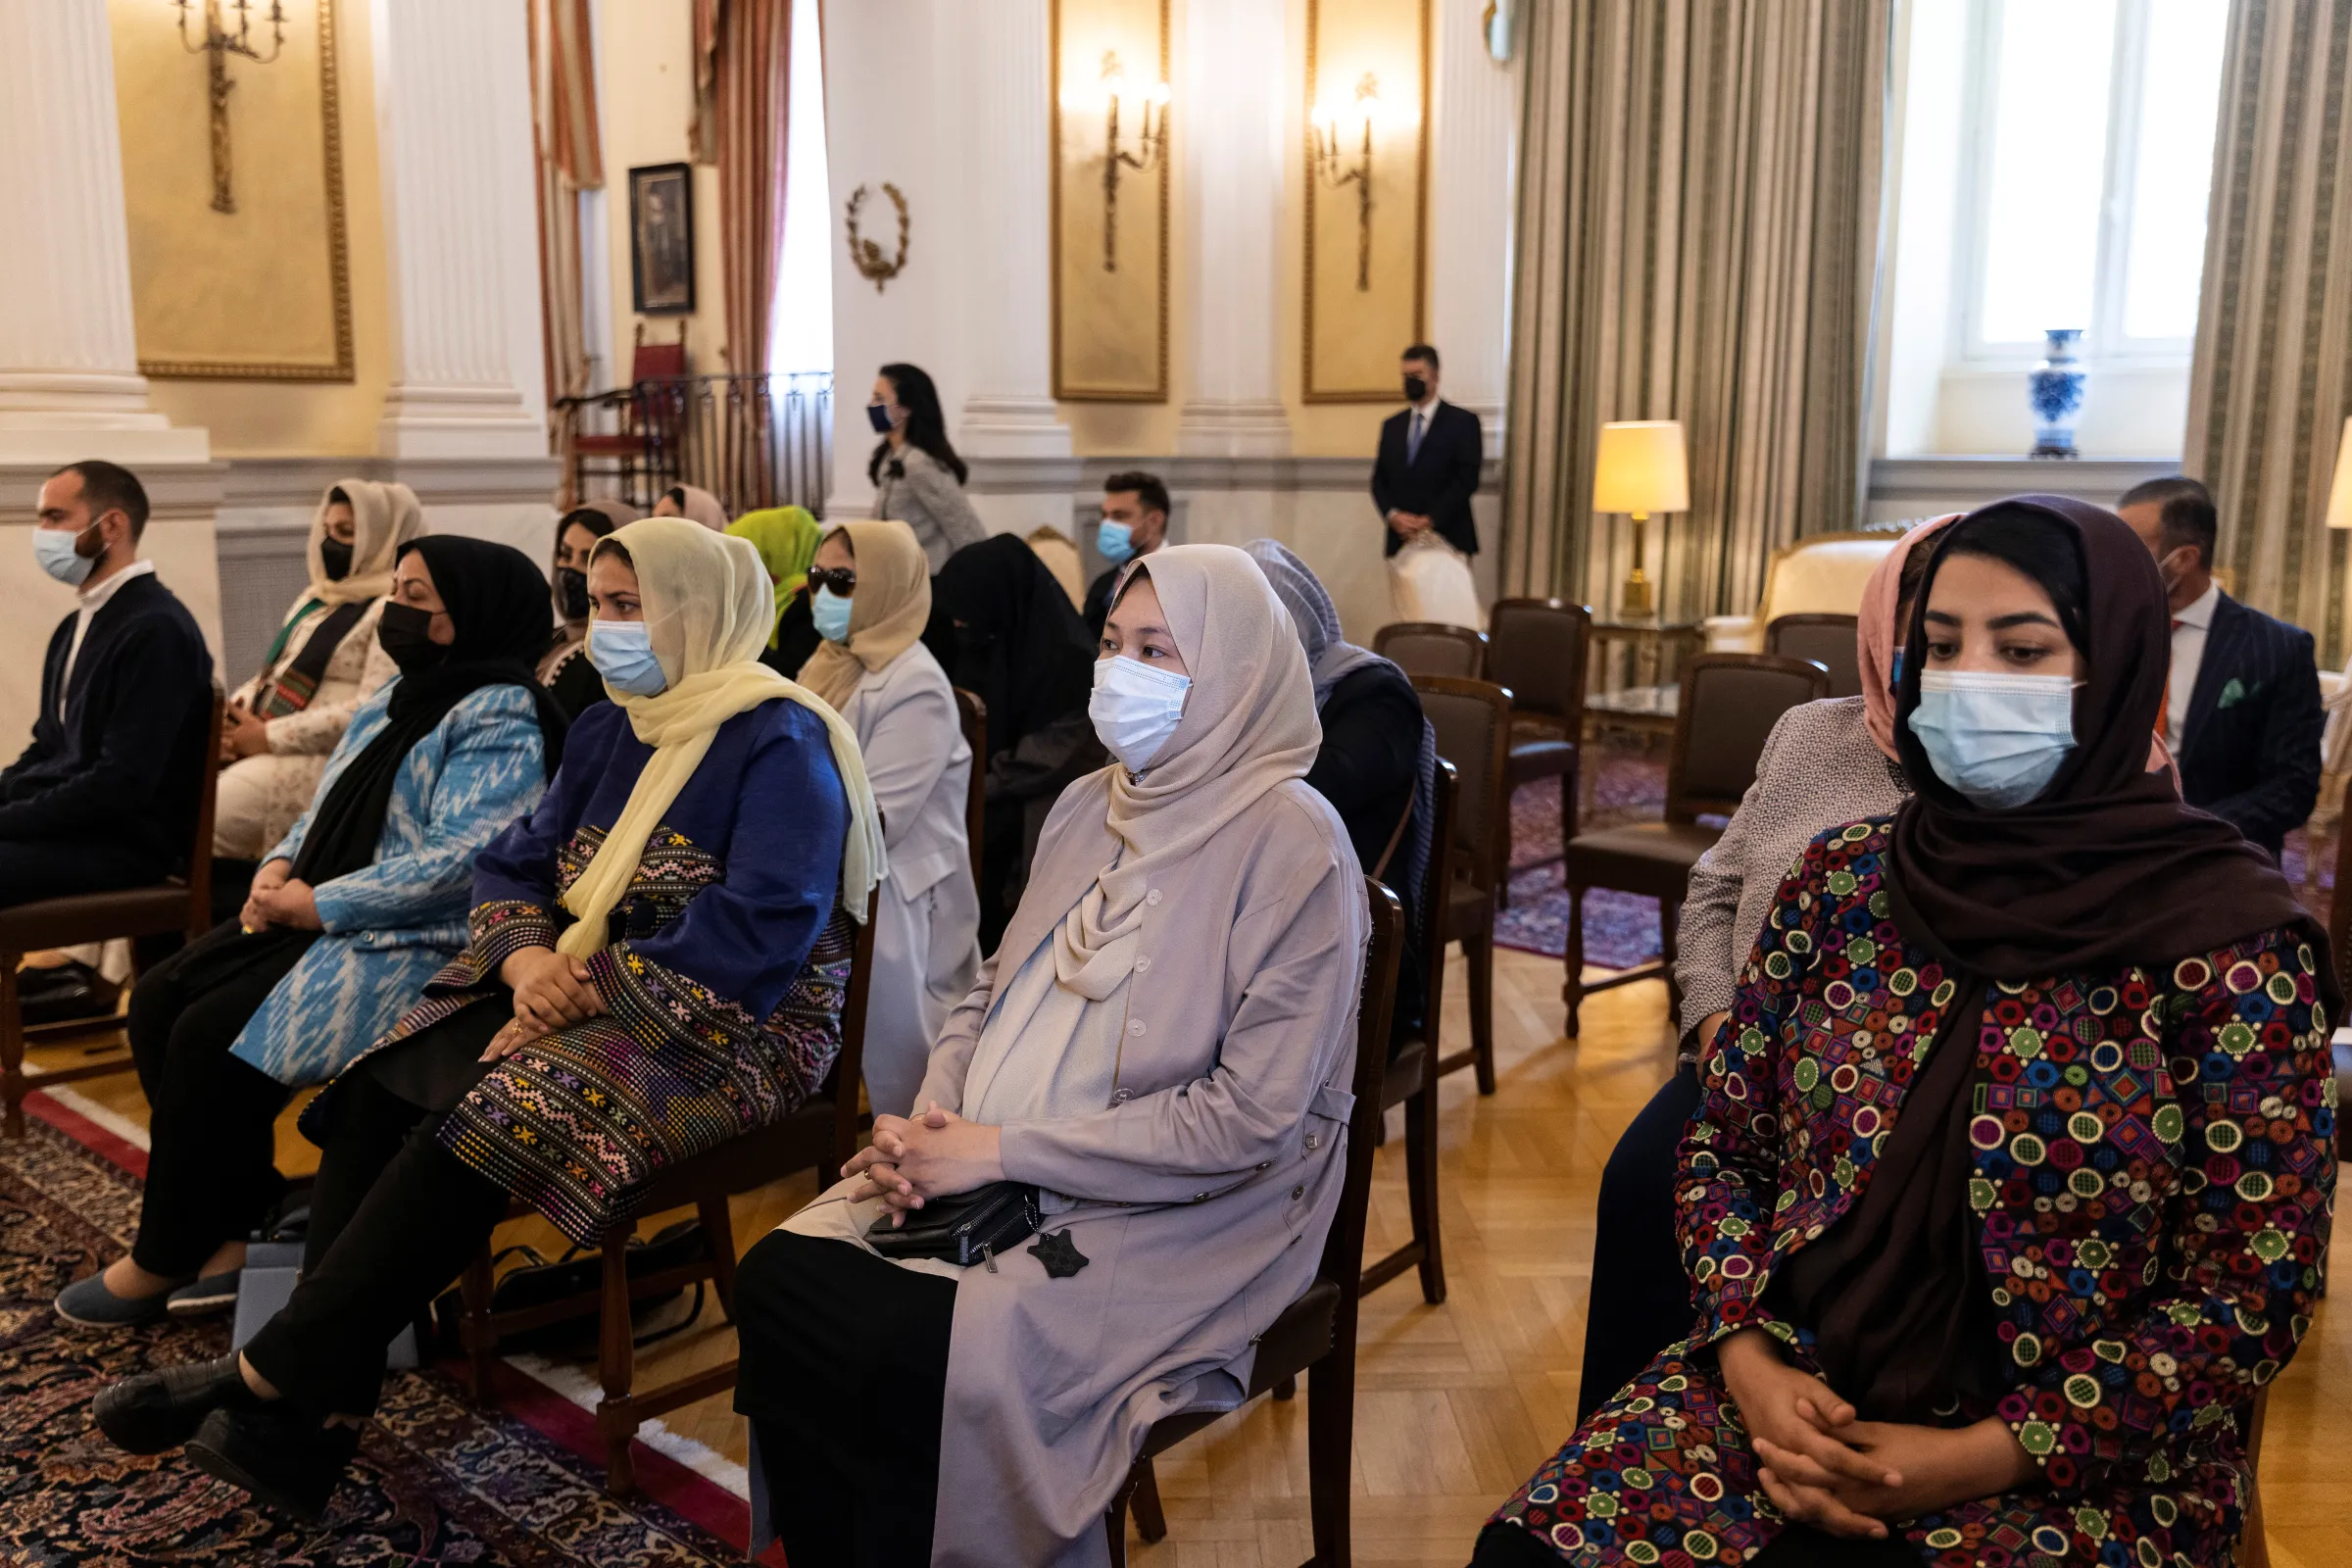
[1096,519,1136,565]
[33,524,98,587]
[1908,669,2077,808]
[811,585,854,643]
[588,619,668,697]
[1089,654,1191,773]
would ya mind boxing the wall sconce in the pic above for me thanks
[1310,73,1383,291]
[172,0,288,215]
[1592,419,1690,617]
[1093,51,1168,274]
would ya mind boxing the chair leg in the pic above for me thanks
[1465,931,1496,1096]
[1130,1455,1168,1544]
[1305,1332,1357,1568]
[2,956,23,1140]
[458,1246,498,1403]
[596,1228,639,1496]
[699,1195,740,1322]
[1660,899,1683,1020]
[1563,887,1586,1038]
[1559,760,1580,853]
[1406,1080,1446,1305]
[1273,1374,1298,1400]
[1103,1463,1138,1567]
[1496,779,1515,912]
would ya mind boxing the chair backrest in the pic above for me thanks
[1316,878,1405,1293]
[826,884,883,1172]
[2331,773,2352,1012]
[954,687,987,888]
[1375,621,1490,680]
[185,693,225,937]
[1755,531,1900,625]
[1412,675,1513,894]
[1766,613,1862,699]
[1415,759,1459,1031]
[1487,598,1592,726]
[630,319,688,384]
[1668,653,1832,821]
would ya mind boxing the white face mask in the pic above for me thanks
[1908,669,2077,808]
[1089,654,1191,773]
[33,523,98,587]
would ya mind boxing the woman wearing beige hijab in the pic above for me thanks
[90,516,887,1518]
[737,543,1371,1568]
[214,480,421,862]
[653,482,730,530]
[799,519,981,1116]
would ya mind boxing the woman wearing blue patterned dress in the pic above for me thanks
[1479,497,2337,1568]
[89,516,887,1522]
[57,535,565,1328]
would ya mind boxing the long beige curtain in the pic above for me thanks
[531,0,603,490]
[696,0,791,375]
[2186,0,2352,665]
[1499,0,1891,619]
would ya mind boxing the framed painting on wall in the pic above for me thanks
[1302,0,1429,402]
[1050,0,1171,402]
[630,162,697,315]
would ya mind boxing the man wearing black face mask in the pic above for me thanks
[2117,474,2322,861]
[1370,343,1484,566]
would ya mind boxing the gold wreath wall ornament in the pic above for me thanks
[845,182,910,294]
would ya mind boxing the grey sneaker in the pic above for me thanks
[166,1270,243,1319]
[55,1270,182,1328]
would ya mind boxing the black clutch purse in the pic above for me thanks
[866,1182,1041,1270]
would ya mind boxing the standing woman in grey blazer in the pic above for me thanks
[796,517,982,1116]
[866,362,988,572]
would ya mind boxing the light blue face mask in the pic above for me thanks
[1096,519,1136,565]
[1908,669,2077,808]
[32,524,97,587]
[588,619,668,697]
[1089,654,1190,772]
[810,585,854,643]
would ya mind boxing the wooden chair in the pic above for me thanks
[1765,612,1862,699]
[1360,759,1457,1305]
[1374,621,1489,680]
[954,687,987,889]
[2,692,223,1139]
[1562,654,1829,1034]
[1487,598,1592,906]
[455,884,879,1496]
[1413,675,1513,1095]
[562,321,692,511]
[1106,878,1404,1567]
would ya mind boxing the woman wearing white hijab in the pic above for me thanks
[735,543,1371,1568]
[214,480,421,861]
[91,516,886,1519]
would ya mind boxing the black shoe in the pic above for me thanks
[186,1403,359,1524]
[16,958,96,999]
[91,1352,257,1454]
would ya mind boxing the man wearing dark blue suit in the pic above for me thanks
[1371,344,1484,562]
[2118,476,2323,861]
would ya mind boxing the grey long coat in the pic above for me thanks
[915,769,1368,1567]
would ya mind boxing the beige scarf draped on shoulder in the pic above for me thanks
[1052,544,1324,1000]
[314,478,424,606]
[796,518,932,712]
[555,516,888,960]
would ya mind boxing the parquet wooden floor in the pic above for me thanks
[45,941,2348,1565]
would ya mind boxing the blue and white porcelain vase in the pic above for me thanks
[2028,328,2087,459]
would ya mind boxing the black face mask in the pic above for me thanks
[1402,374,1429,403]
[867,402,897,435]
[377,602,449,674]
[319,537,355,582]
[556,566,591,620]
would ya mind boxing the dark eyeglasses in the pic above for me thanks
[808,566,858,596]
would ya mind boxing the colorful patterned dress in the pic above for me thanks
[1489,817,2335,1568]
[308,698,854,1248]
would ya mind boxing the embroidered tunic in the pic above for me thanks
[1490,817,2335,1568]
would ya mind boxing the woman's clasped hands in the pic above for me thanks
[484,946,607,1061]
[240,858,322,934]
[844,1102,1005,1227]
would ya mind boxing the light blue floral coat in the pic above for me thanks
[227,679,550,1085]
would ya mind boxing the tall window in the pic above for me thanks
[769,0,832,379]
[1962,0,2228,361]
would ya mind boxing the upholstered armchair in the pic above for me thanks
[1700,526,1913,654]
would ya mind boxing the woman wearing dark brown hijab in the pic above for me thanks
[1478,497,2337,1568]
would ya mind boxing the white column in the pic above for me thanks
[1175,0,1291,458]
[1428,0,1514,457]
[0,0,206,463]
[371,0,548,459]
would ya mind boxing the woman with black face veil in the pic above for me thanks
[1476,496,2337,1568]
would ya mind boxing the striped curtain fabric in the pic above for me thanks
[531,0,603,484]
[711,0,791,377]
[2186,0,2352,666]
[1498,0,1891,621]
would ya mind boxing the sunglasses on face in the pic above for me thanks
[808,565,858,596]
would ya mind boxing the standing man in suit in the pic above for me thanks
[1372,343,1484,564]
[2117,475,2323,861]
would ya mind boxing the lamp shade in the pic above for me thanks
[1592,420,1690,514]
[2328,416,2352,530]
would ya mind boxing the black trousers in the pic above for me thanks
[1472,1520,1925,1567]
[1576,1061,1703,1425]
[0,835,163,910]
[126,923,308,1277]
[736,1229,956,1568]
[241,1009,509,1422]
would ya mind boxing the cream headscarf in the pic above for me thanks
[1053,544,1324,999]
[312,479,423,606]
[796,519,933,712]
[663,484,731,531]
[556,516,887,958]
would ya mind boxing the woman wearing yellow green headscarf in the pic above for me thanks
[728,506,826,677]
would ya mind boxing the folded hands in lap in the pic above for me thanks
[846,1103,1005,1227]
[240,858,322,934]
[485,946,606,1060]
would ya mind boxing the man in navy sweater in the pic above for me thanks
[2,461,213,920]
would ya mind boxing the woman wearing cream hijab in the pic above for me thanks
[800,519,981,1116]
[737,544,1371,1568]
[96,517,887,1518]
[215,480,422,862]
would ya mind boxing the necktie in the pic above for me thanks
[2160,617,2182,741]
[1407,410,1425,466]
